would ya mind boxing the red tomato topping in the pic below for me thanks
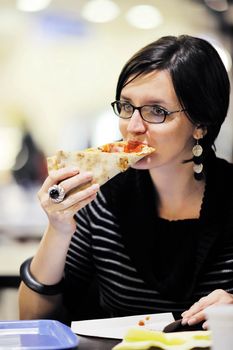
[124,142,144,153]
[100,144,112,152]
[100,141,146,153]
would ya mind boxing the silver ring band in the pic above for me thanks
[48,184,65,203]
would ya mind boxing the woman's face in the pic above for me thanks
[119,69,197,170]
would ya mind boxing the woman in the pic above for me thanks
[19,35,233,329]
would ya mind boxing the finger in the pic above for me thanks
[182,300,206,319]
[181,298,210,325]
[182,295,223,326]
[68,191,98,216]
[202,320,208,330]
[44,188,99,234]
[186,310,206,325]
[44,183,99,213]
[39,171,93,204]
[183,290,230,320]
[182,290,233,326]
[39,167,81,196]
[182,293,217,318]
[56,191,98,222]
[59,172,93,195]
[61,183,100,210]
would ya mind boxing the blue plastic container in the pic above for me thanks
[0,319,79,349]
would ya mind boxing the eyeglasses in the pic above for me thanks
[111,100,186,124]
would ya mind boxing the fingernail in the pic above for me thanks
[181,311,187,317]
[91,184,99,191]
[188,318,197,326]
[84,172,92,177]
[181,318,188,325]
[71,167,79,172]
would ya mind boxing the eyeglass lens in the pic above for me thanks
[113,101,166,123]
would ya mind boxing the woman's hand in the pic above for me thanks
[181,289,233,329]
[38,166,99,235]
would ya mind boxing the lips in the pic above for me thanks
[127,140,148,147]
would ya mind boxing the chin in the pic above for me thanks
[132,156,154,170]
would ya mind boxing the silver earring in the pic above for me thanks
[192,139,203,179]
[192,140,203,157]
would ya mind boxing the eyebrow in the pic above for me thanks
[120,94,168,106]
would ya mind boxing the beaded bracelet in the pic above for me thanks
[20,257,64,296]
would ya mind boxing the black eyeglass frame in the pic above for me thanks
[111,100,186,124]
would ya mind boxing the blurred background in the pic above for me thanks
[0,0,232,319]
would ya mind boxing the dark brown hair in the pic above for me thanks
[116,35,230,151]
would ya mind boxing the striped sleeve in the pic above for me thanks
[65,205,94,284]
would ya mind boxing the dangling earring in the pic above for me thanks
[192,139,203,180]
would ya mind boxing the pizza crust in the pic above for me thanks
[47,141,155,191]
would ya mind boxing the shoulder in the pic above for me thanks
[214,156,233,187]
[209,155,233,203]
[212,155,233,225]
[215,155,233,170]
[207,151,233,181]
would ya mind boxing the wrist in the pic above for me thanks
[47,222,76,239]
[20,257,64,296]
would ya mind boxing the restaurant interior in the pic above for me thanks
[0,0,232,321]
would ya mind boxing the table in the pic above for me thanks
[78,335,119,349]
[76,335,210,350]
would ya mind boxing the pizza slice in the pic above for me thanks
[47,141,155,191]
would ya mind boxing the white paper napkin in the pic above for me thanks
[71,312,174,339]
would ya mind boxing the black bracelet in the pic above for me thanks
[20,257,64,296]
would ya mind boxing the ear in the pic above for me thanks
[193,125,207,140]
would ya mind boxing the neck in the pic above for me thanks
[149,162,205,220]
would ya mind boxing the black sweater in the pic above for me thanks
[64,153,233,320]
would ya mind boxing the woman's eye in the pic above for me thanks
[123,103,132,112]
[151,106,164,116]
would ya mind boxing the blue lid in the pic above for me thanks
[0,319,79,349]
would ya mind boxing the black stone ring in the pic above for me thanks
[48,184,65,203]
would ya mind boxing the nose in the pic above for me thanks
[126,109,146,134]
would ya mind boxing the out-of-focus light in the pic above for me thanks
[37,13,87,38]
[81,0,120,23]
[204,0,228,12]
[0,127,22,171]
[17,0,52,12]
[215,45,232,72]
[126,5,163,29]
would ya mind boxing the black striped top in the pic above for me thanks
[64,155,233,319]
